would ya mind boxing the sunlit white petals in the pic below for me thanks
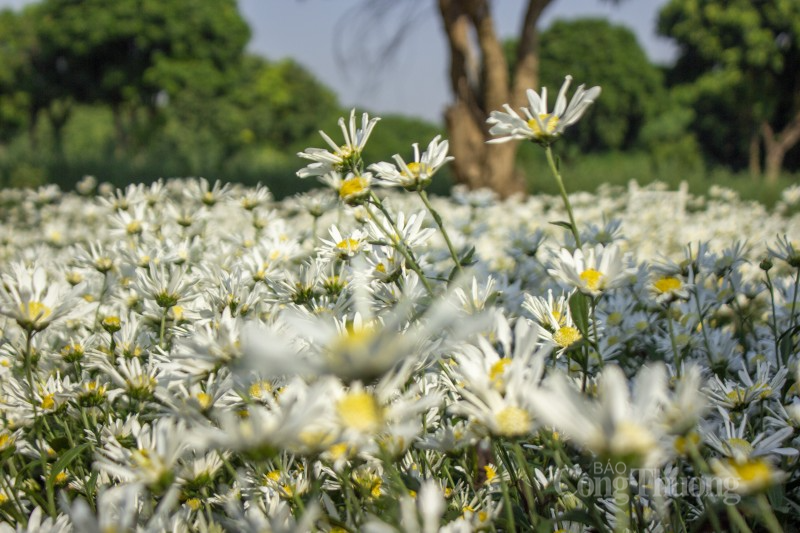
[487,75,601,145]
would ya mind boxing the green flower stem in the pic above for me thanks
[545,145,582,248]
[0,471,27,526]
[764,270,781,369]
[692,287,715,369]
[686,439,724,533]
[613,473,630,533]
[590,298,602,369]
[756,493,783,533]
[512,442,540,528]
[790,268,800,334]
[24,330,38,422]
[497,463,518,533]
[366,196,435,297]
[159,308,169,350]
[417,189,463,276]
[725,503,753,533]
[666,311,682,376]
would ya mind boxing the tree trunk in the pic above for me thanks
[762,112,800,183]
[437,0,553,197]
[112,104,129,158]
[748,131,760,178]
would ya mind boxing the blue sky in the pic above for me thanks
[242,0,676,123]
[3,0,675,123]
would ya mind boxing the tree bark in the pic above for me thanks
[748,130,760,178]
[437,0,553,197]
[762,111,800,183]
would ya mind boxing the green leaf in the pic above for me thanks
[549,220,574,231]
[46,442,91,516]
[569,291,591,337]
[459,245,477,266]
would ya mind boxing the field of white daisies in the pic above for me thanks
[1,77,800,533]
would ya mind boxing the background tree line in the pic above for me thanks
[0,0,797,199]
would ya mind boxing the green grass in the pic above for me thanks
[518,148,798,208]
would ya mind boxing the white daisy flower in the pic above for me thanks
[487,75,601,145]
[547,243,633,298]
[297,109,380,178]
[530,364,672,468]
[0,262,84,333]
[369,135,454,190]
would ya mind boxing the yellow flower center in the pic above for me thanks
[553,326,582,348]
[495,406,531,437]
[674,432,701,455]
[327,442,350,460]
[40,394,55,410]
[607,312,623,326]
[186,498,202,511]
[249,381,272,399]
[730,459,774,485]
[580,269,603,291]
[610,421,656,461]
[336,238,360,253]
[0,434,11,450]
[483,464,498,483]
[102,316,121,330]
[21,301,52,322]
[654,276,682,294]
[195,392,212,410]
[527,113,560,138]
[336,391,384,433]
[339,176,369,199]
[725,388,748,407]
[489,358,511,389]
[725,437,754,458]
[403,161,431,178]
[126,220,142,235]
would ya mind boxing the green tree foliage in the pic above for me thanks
[30,0,250,150]
[0,0,447,195]
[658,0,800,179]
[537,18,665,153]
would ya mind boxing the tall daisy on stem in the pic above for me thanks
[486,75,600,247]
[370,136,463,276]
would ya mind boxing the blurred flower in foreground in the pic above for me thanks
[0,262,83,333]
[486,75,601,145]
[530,364,673,468]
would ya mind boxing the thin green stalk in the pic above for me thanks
[790,268,800,333]
[418,189,463,275]
[498,465,518,533]
[756,493,784,533]
[0,470,27,526]
[545,145,582,248]
[692,288,715,368]
[764,271,781,368]
[590,298,603,369]
[159,307,169,350]
[365,200,434,297]
[666,311,682,376]
[24,330,38,422]
[726,503,753,533]
[613,474,630,533]
[512,442,540,528]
